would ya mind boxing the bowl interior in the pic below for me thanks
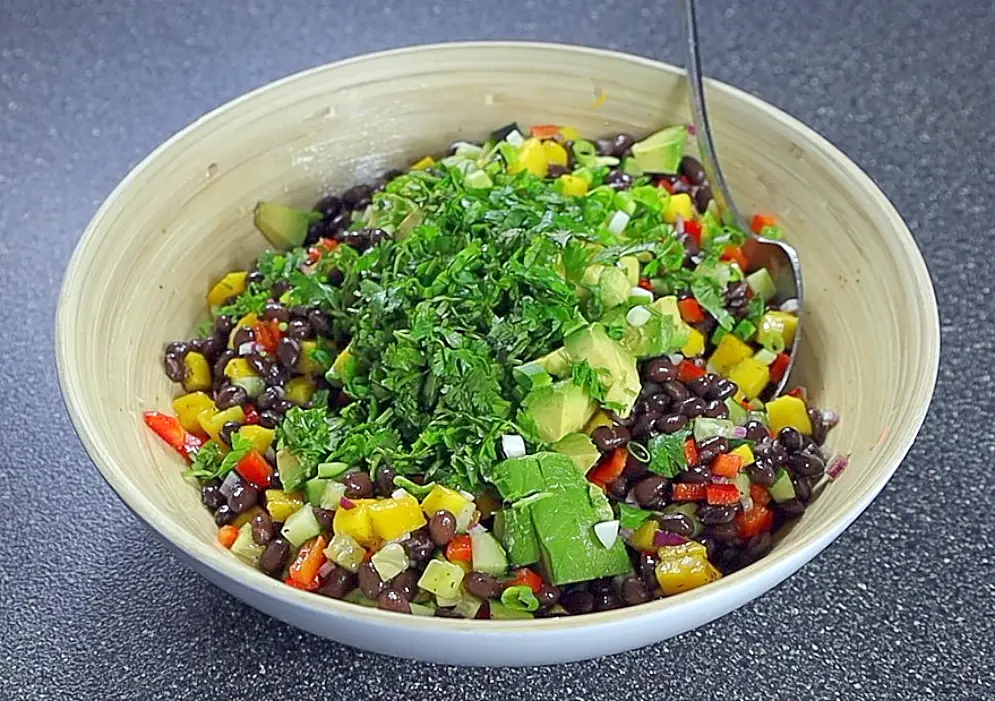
[58,43,937,647]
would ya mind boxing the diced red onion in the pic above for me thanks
[654,531,688,547]
[779,298,800,314]
[317,561,335,579]
[826,453,850,480]
[608,210,630,235]
[219,471,241,498]
[238,341,257,356]
[667,353,684,365]
[711,475,731,484]
[675,216,685,235]
[822,410,840,429]
[339,497,356,510]
[685,123,696,136]
[731,426,748,439]
[619,527,635,541]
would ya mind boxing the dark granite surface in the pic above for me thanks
[2,0,993,698]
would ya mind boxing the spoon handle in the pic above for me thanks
[683,0,751,234]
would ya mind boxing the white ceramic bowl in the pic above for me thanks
[57,42,939,665]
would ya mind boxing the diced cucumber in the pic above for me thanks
[230,522,265,565]
[464,169,493,189]
[324,533,365,572]
[408,602,437,617]
[277,449,307,492]
[453,593,484,619]
[320,480,347,511]
[488,600,534,620]
[769,468,797,503]
[746,268,777,302]
[370,543,410,582]
[280,504,321,547]
[725,397,748,426]
[732,472,752,498]
[417,559,465,599]
[231,375,265,399]
[454,502,476,534]
[343,589,378,607]
[317,461,352,479]
[470,530,508,576]
[693,417,736,441]
[305,477,327,506]
[747,410,769,427]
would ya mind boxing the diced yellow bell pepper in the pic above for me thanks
[729,444,755,466]
[542,140,569,167]
[655,541,722,595]
[285,376,316,406]
[583,409,615,436]
[223,358,257,381]
[172,392,216,433]
[182,352,212,392]
[663,193,695,224]
[682,328,706,357]
[558,174,589,197]
[369,494,427,542]
[709,333,755,376]
[629,520,659,553]
[232,504,265,529]
[509,137,547,178]
[198,406,244,444]
[228,313,259,348]
[264,489,306,522]
[728,357,770,400]
[207,271,248,308]
[558,125,581,141]
[758,311,799,352]
[297,340,328,376]
[411,155,435,170]
[420,485,470,518]
[332,499,378,548]
[765,395,813,435]
[238,425,275,455]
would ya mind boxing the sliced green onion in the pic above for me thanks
[500,585,540,612]
[627,441,650,464]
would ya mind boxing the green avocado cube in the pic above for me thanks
[494,507,540,567]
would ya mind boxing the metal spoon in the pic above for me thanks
[682,0,803,396]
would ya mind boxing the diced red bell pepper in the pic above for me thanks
[306,238,339,265]
[289,535,328,589]
[769,352,791,384]
[508,567,543,593]
[672,483,707,502]
[218,524,240,549]
[638,277,654,291]
[677,360,706,383]
[736,504,774,538]
[284,574,321,592]
[684,438,699,466]
[530,124,561,139]
[588,447,628,488]
[445,534,473,563]
[705,483,741,505]
[253,320,282,355]
[721,245,749,272]
[678,298,706,324]
[243,404,260,425]
[683,219,703,247]
[710,453,743,478]
[750,483,772,508]
[787,386,808,403]
[751,214,777,234]
[143,411,203,461]
[658,178,675,194]
[236,450,274,490]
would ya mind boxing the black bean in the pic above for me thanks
[590,577,614,596]
[657,413,689,435]
[694,184,713,213]
[231,326,254,348]
[707,521,740,542]
[743,419,769,443]
[308,310,332,338]
[313,195,343,218]
[686,375,712,398]
[709,378,738,401]
[466,572,503,600]
[391,570,417,600]
[536,584,561,608]
[201,482,225,510]
[620,576,651,606]
[256,385,284,411]
[809,409,827,445]
[698,504,737,525]
[317,566,355,598]
[593,592,621,611]
[703,399,730,419]
[679,463,711,484]
[251,511,275,545]
[678,396,707,418]
[199,335,224,361]
[219,420,240,447]
[342,184,373,209]
[342,471,374,498]
[376,466,397,496]
[263,302,289,323]
[726,281,749,303]
[612,132,636,157]
[326,267,345,286]
[639,381,663,399]
[402,531,435,568]
[212,349,235,379]
[623,451,649,480]
[164,354,185,383]
[258,538,290,577]
[213,504,236,527]
[778,427,804,453]
[606,477,629,500]
[637,552,659,580]
[631,414,655,440]
[679,155,707,185]
[777,499,806,519]
[228,483,258,514]
[745,532,773,560]
[604,169,633,190]
[286,318,311,340]
[656,512,694,537]
[592,425,630,452]
[694,317,719,338]
[215,384,247,411]
[661,380,689,403]
[794,476,813,503]
[748,460,777,486]
[289,305,311,320]
[428,510,457,546]
[643,358,677,383]
[271,280,291,299]
[634,475,669,509]
[358,562,385,599]
[680,232,700,261]
[546,163,570,179]
[377,588,411,613]
[642,393,671,415]
[244,353,269,377]
[696,535,719,560]
[377,168,405,189]
[275,337,301,370]
[166,341,190,358]
[788,452,825,478]
[326,210,351,235]
[313,507,334,532]
[595,138,615,156]
[434,607,462,618]
[670,177,692,195]
[258,410,281,429]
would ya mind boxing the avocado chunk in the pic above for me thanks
[630,125,688,174]
[277,449,308,491]
[253,202,322,250]
[534,346,571,378]
[552,432,600,474]
[521,379,597,444]
[610,296,691,359]
[485,452,632,586]
[619,256,641,286]
[563,324,641,417]
[596,265,631,310]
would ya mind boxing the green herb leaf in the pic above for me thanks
[617,503,656,529]
[278,406,332,472]
[570,360,609,404]
[690,276,736,331]
[646,425,692,478]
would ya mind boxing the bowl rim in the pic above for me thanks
[56,39,940,636]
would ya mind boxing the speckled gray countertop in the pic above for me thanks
[2,0,993,698]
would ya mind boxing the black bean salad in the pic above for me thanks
[144,122,847,618]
